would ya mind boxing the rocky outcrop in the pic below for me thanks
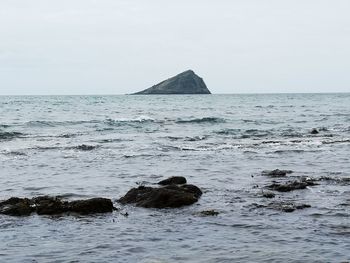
[119,177,202,208]
[0,196,114,216]
[132,70,211,95]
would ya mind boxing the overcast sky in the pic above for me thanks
[1,0,350,95]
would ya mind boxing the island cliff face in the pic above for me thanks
[132,70,211,95]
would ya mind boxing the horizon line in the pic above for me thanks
[0,91,349,96]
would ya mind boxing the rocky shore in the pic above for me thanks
[1,172,349,217]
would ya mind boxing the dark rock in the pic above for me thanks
[262,169,293,177]
[197,210,219,216]
[0,196,114,216]
[295,204,311,210]
[68,198,114,214]
[268,202,311,213]
[33,196,68,215]
[158,176,187,185]
[262,192,276,198]
[0,197,34,216]
[267,180,315,192]
[132,70,211,95]
[310,128,319,134]
[179,184,202,198]
[119,184,202,208]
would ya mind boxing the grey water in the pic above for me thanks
[0,94,349,262]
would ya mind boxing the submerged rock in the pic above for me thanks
[262,169,293,177]
[119,177,202,208]
[268,202,311,213]
[262,192,276,198]
[132,70,211,95]
[197,210,220,216]
[249,202,311,213]
[267,180,316,192]
[310,128,319,134]
[317,176,350,185]
[0,196,114,216]
[158,176,187,185]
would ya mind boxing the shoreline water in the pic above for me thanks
[1,94,349,262]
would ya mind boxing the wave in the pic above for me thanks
[105,116,156,125]
[322,139,350,145]
[123,153,155,158]
[184,136,208,141]
[215,128,273,138]
[58,133,82,138]
[96,138,125,143]
[242,119,280,125]
[215,129,241,135]
[26,144,99,152]
[26,120,100,127]
[25,117,158,129]
[0,131,24,140]
[175,117,225,124]
[241,129,273,138]
[1,150,27,156]
[271,149,311,154]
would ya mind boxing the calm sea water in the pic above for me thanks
[0,94,349,262]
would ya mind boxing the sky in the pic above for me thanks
[1,0,350,95]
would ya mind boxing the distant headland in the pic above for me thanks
[132,70,211,95]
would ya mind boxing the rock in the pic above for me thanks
[158,176,187,185]
[197,210,219,216]
[267,180,316,192]
[310,128,319,134]
[179,184,202,197]
[262,192,276,198]
[33,196,68,215]
[68,198,114,214]
[262,169,293,177]
[317,176,350,185]
[0,196,114,216]
[250,202,311,213]
[295,204,312,210]
[268,202,311,213]
[132,70,211,95]
[119,184,202,208]
[0,197,33,216]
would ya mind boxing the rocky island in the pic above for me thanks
[132,70,211,95]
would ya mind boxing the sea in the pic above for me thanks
[0,94,349,263]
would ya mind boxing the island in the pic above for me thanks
[132,70,211,95]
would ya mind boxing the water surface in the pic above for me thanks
[0,94,349,262]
